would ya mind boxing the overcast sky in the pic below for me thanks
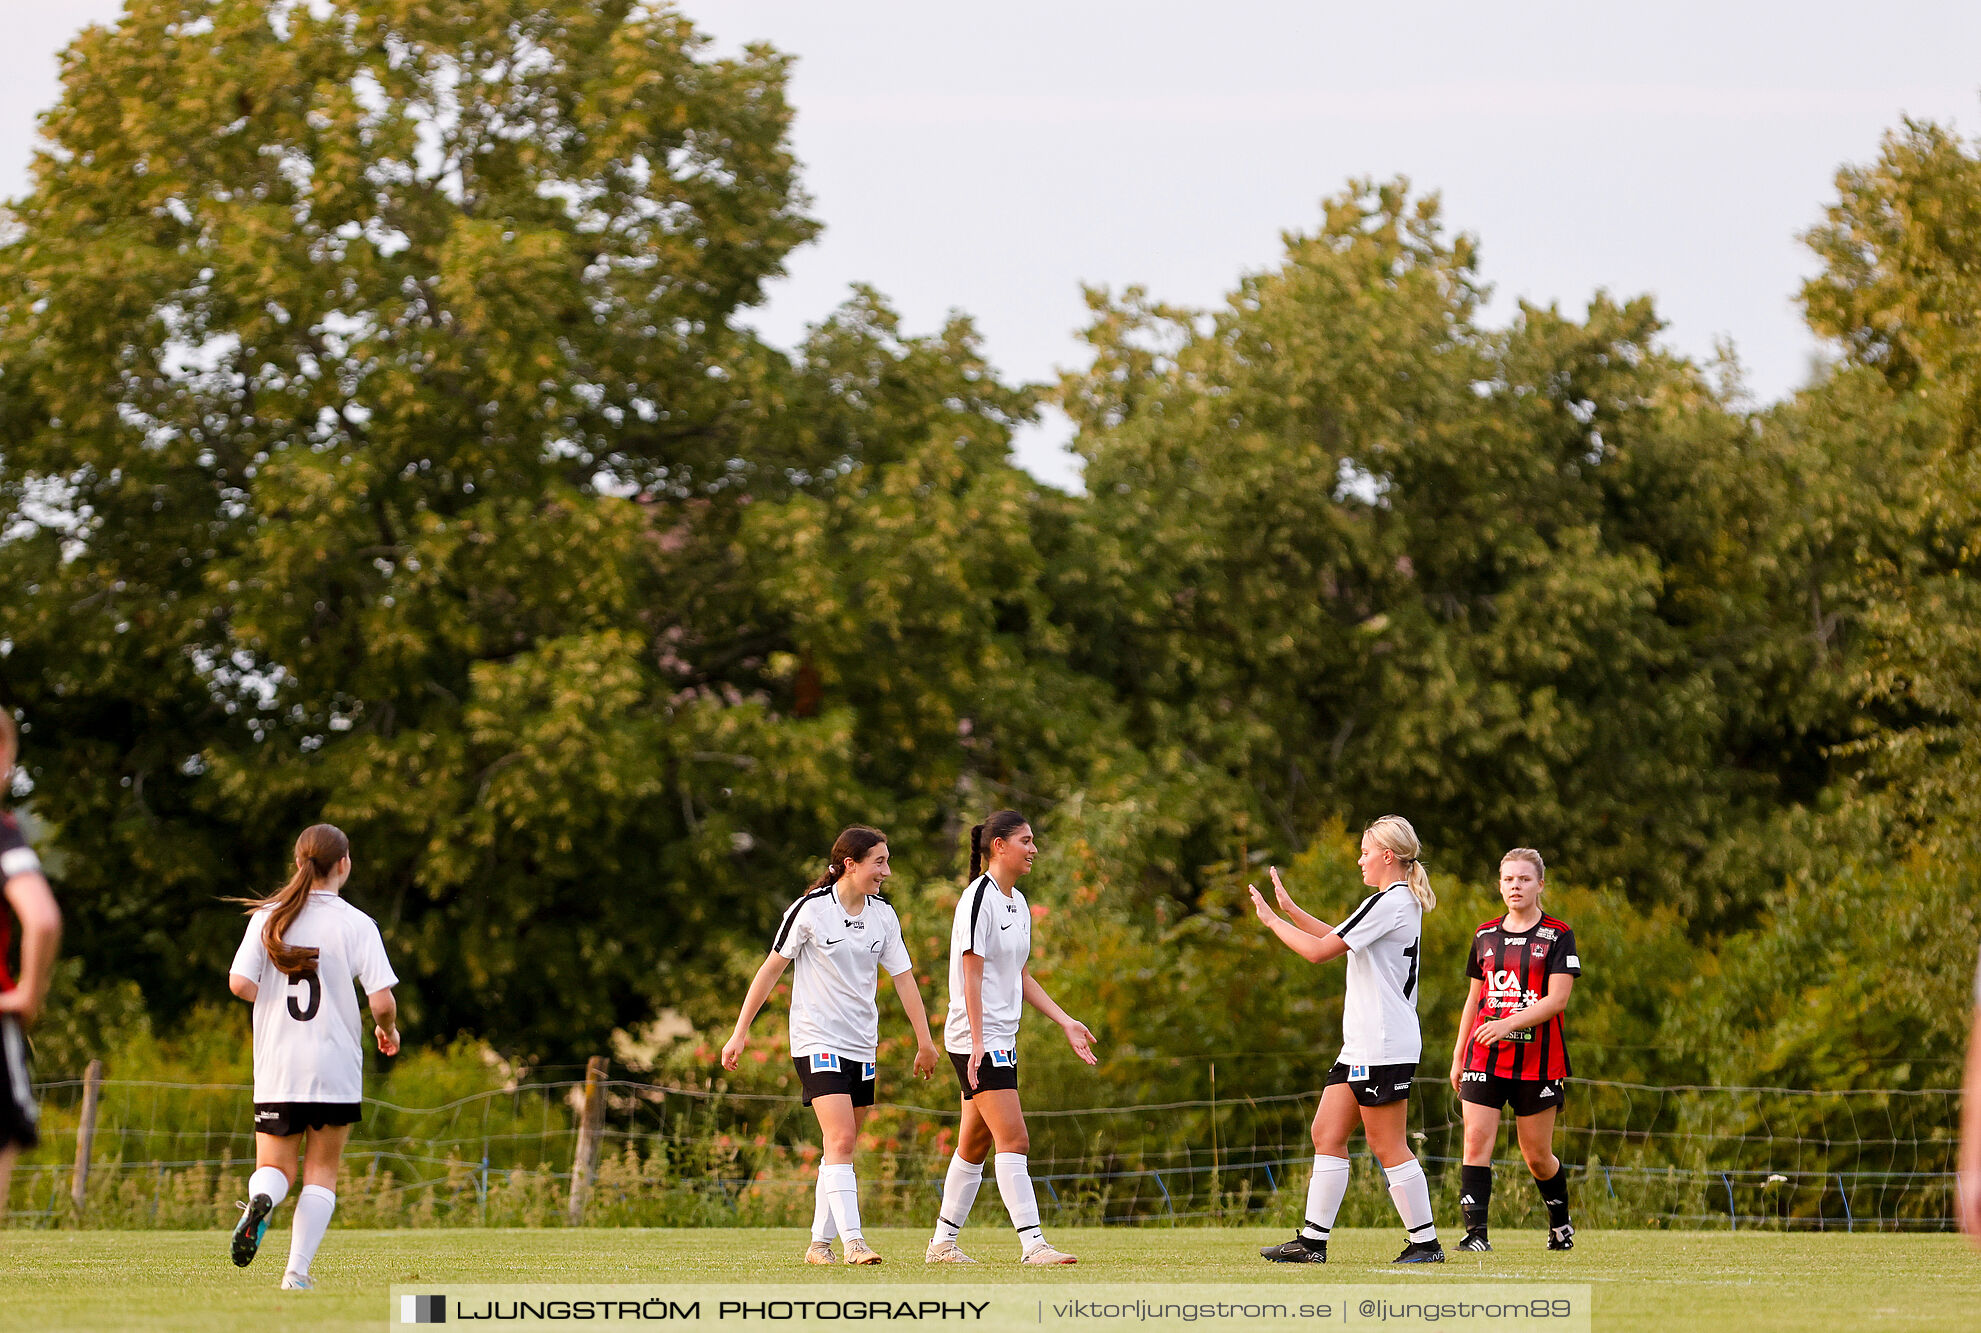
[5,2,1978,489]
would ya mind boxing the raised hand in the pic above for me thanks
[1247,884,1277,924]
[1271,866,1298,916]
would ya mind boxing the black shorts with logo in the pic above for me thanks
[793,1053,878,1108]
[948,1049,1019,1100]
[1459,1070,1565,1117]
[253,1102,363,1137]
[1,1013,40,1151]
[1326,1061,1416,1107]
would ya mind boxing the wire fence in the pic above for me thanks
[4,1066,1963,1231]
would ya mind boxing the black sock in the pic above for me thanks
[1459,1164,1493,1233]
[1535,1163,1570,1228]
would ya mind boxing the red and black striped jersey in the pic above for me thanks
[0,813,43,992]
[1463,913,1580,1080]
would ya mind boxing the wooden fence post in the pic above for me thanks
[566,1056,607,1225]
[71,1059,104,1213]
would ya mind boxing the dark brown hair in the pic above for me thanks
[238,824,349,976]
[809,825,887,892]
[969,810,1029,881]
[0,710,17,775]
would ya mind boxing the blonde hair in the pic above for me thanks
[1365,815,1436,911]
[1500,847,1546,880]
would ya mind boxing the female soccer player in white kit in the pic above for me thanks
[924,810,1097,1266]
[1248,815,1444,1263]
[227,823,400,1289]
[723,825,940,1265]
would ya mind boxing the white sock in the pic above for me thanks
[1301,1155,1351,1241]
[933,1153,985,1244]
[811,1173,840,1243]
[247,1166,290,1209]
[820,1163,863,1241]
[1384,1157,1437,1243]
[285,1184,336,1277]
[994,1152,1044,1254]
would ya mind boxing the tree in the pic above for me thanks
[1797,119,1981,843]
[0,0,846,1054]
[1054,180,1855,915]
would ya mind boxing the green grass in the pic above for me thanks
[1,1227,1976,1332]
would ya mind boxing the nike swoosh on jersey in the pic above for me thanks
[824,936,844,945]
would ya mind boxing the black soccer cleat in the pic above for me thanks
[1393,1239,1446,1264]
[1547,1223,1575,1251]
[1259,1236,1328,1263]
[231,1193,273,1268]
[1456,1228,1492,1252]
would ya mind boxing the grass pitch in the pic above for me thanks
[2,1226,1976,1332]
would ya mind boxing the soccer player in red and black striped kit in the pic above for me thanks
[0,711,62,1209]
[1447,848,1578,1252]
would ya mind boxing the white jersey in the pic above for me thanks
[1331,882,1424,1066]
[772,887,912,1063]
[228,892,398,1104]
[943,873,1031,1054]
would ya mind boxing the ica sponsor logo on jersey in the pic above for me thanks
[1486,970,1540,1007]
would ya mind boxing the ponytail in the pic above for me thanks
[969,809,1028,882]
[235,823,349,977]
[1365,814,1436,912]
[1403,858,1436,912]
[810,825,887,892]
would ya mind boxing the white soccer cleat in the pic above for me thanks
[925,1238,978,1264]
[1021,1240,1077,1265]
[843,1237,883,1265]
[803,1240,837,1265]
[279,1271,314,1290]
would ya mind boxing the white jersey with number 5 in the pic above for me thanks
[943,873,1031,1054]
[1331,881,1424,1066]
[229,892,398,1104]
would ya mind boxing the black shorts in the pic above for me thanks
[948,1049,1019,1100]
[0,1014,39,1152]
[793,1053,877,1108]
[1325,1061,1417,1107]
[253,1102,363,1137]
[1458,1070,1565,1117]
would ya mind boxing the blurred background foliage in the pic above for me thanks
[1,2,1978,1115]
